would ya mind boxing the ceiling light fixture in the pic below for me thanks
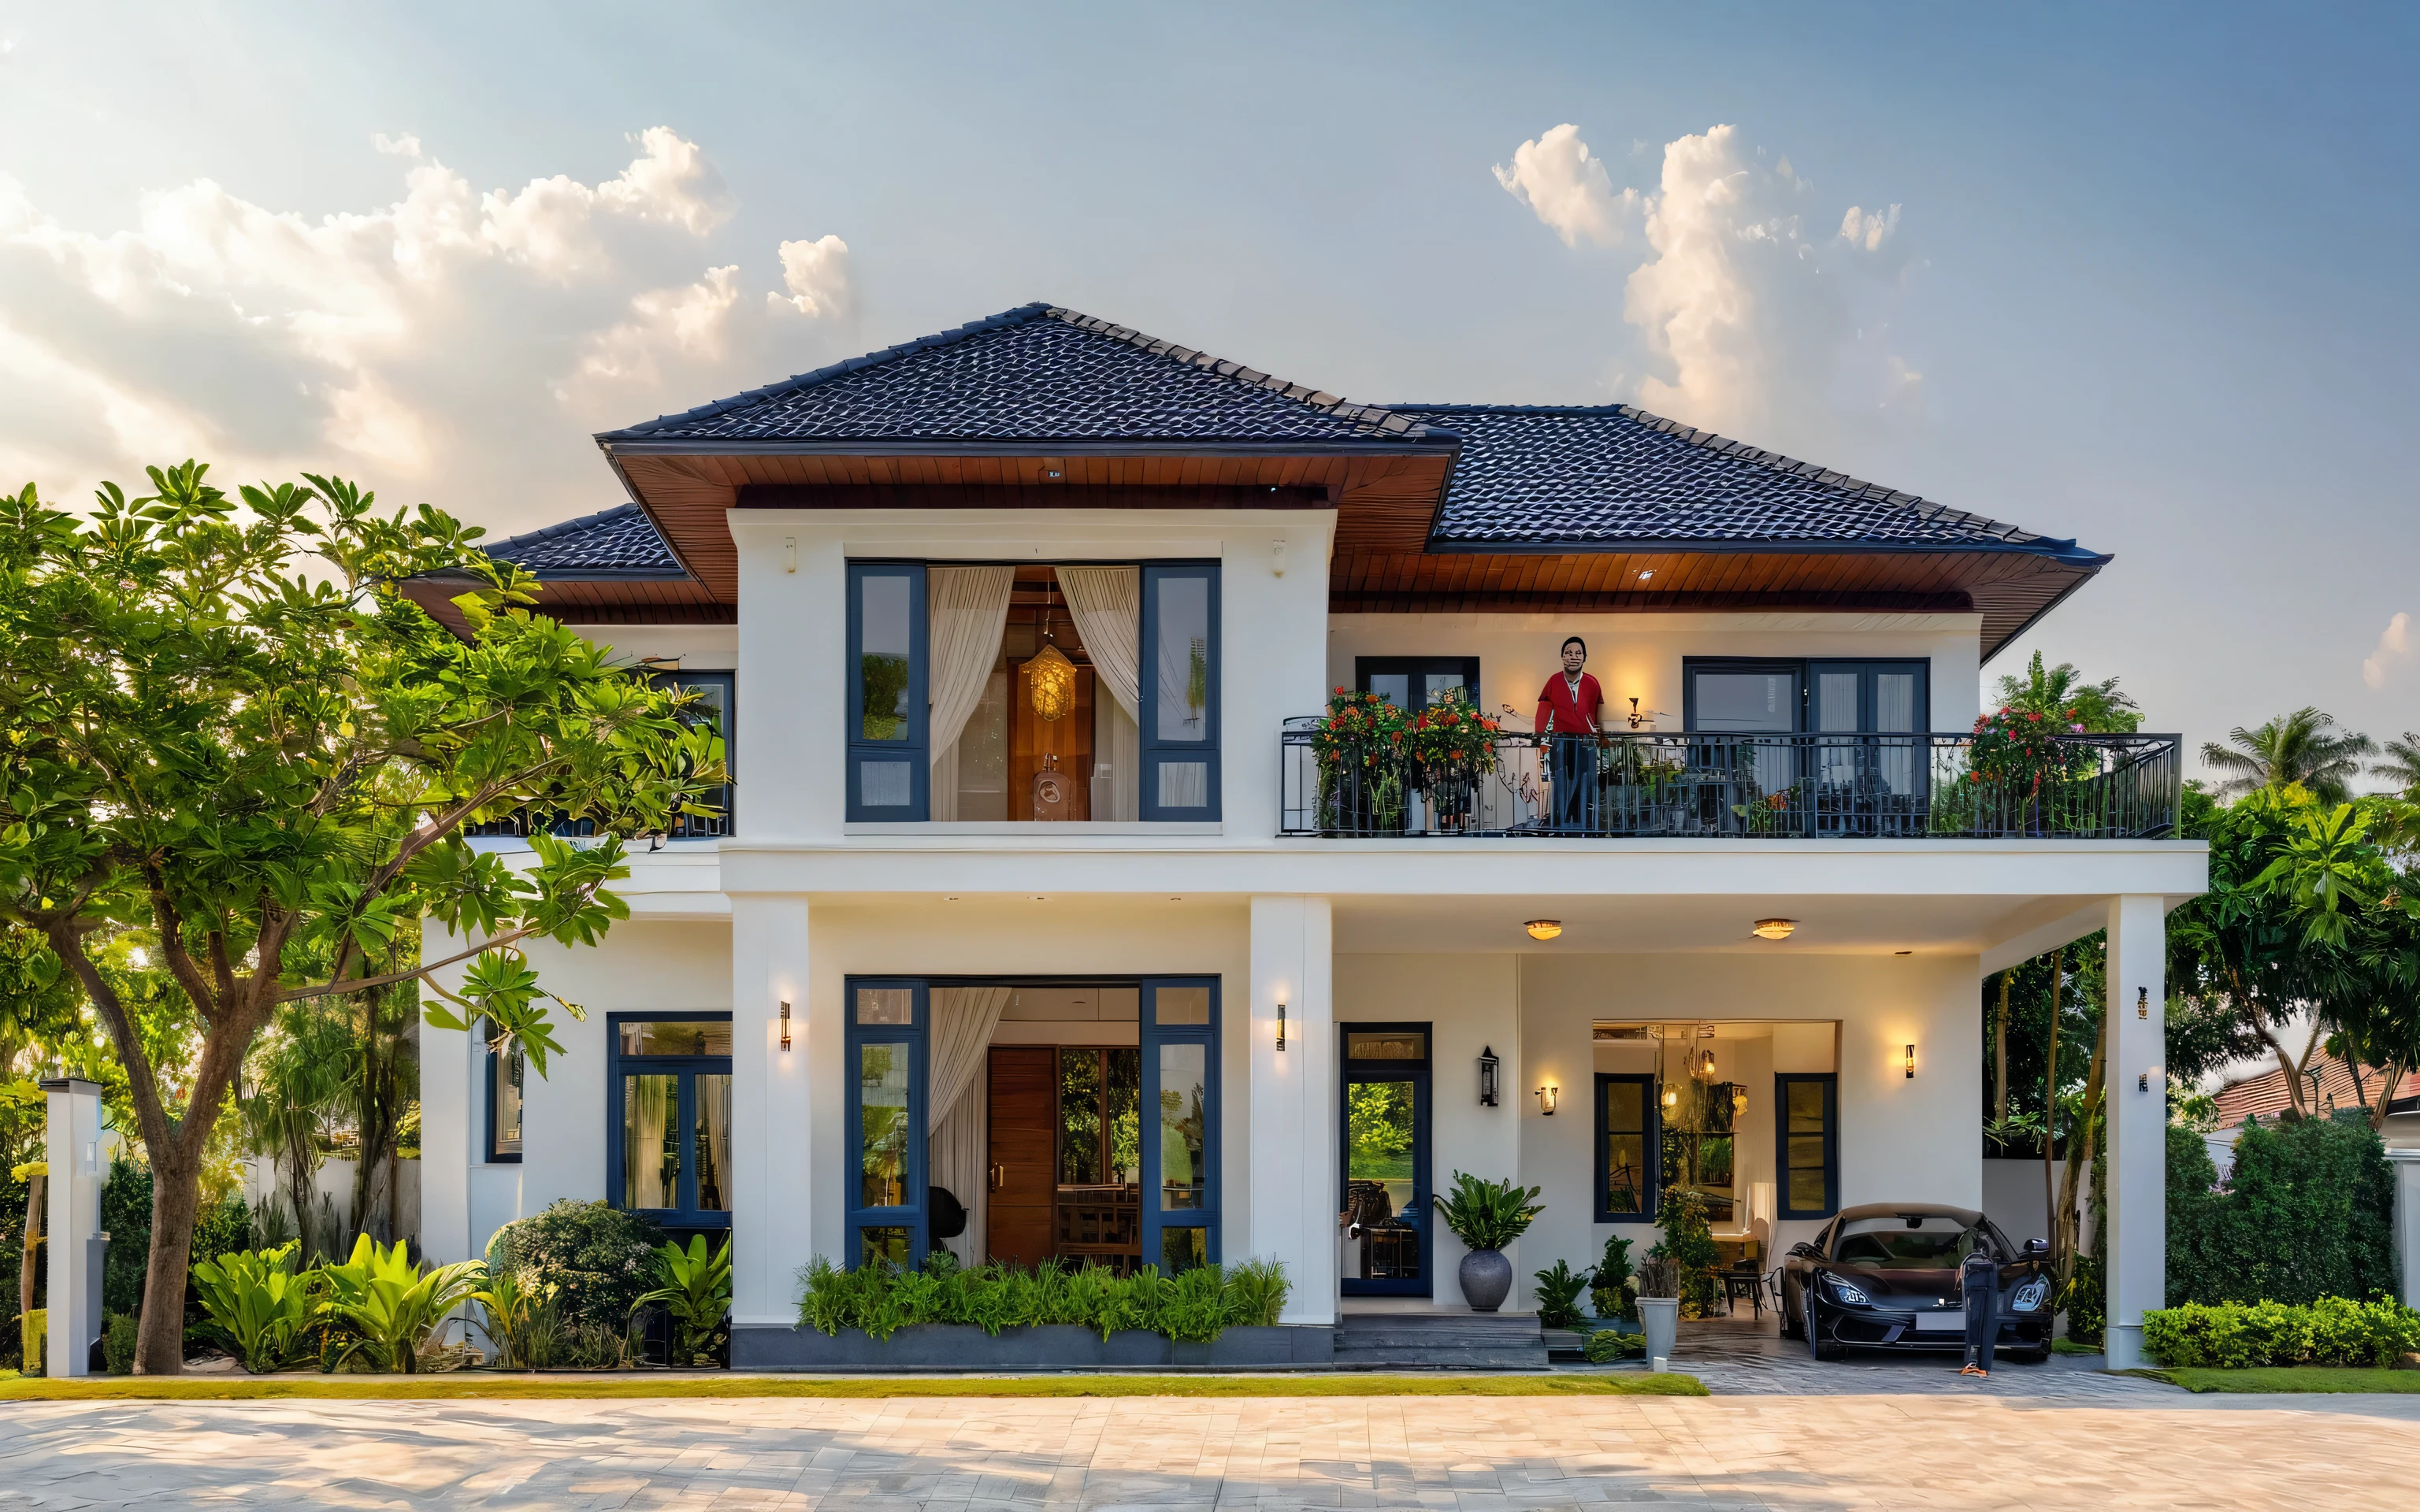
[1026,608,1078,721]
[1752,918,1798,940]
[1637,569,1654,580]
[1525,919,1563,940]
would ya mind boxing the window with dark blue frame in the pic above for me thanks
[848,564,928,820]
[1775,1073,1839,1219]
[1593,1073,1656,1222]
[651,669,735,838]
[606,1014,733,1229]
[1139,979,1220,1271]
[1140,563,1219,821]
[846,980,928,1268]
[485,1019,523,1164]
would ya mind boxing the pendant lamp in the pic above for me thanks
[1027,608,1078,722]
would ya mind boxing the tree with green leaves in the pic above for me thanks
[1991,650,2143,733]
[2199,707,2376,806]
[0,464,722,1373]
[2373,731,2420,798]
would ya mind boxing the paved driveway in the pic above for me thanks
[6,1388,2420,1510]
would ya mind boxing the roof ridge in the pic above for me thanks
[1038,307,1435,439]
[484,500,651,552]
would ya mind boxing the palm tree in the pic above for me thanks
[2199,707,2377,805]
[2373,731,2420,796]
[1991,651,2143,732]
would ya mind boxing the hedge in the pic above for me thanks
[2169,1114,2396,1306]
[2143,1298,2420,1369]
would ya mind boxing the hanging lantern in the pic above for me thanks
[1026,610,1078,722]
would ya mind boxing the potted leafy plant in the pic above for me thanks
[1406,687,1501,832]
[1531,1259,1589,1330]
[1431,1171,1542,1313]
[1311,687,1411,834]
[1635,1253,1680,1365]
[1967,705,2090,833]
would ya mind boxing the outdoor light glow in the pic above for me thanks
[1525,919,1562,940]
[1535,1084,1558,1115]
[779,1000,792,1053]
[1276,1000,1287,1052]
[1905,1043,1917,1079]
[1751,918,1797,939]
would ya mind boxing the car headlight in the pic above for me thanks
[1820,1273,1872,1306]
[2010,1278,2049,1314]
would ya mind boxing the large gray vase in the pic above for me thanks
[1638,1296,1680,1365]
[1459,1248,1514,1312]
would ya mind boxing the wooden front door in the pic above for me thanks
[1009,663,1093,821]
[985,1047,1056,1268]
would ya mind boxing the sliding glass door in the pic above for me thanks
[1340,1023,1431,1297]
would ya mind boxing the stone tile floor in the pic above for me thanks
[6,1384,2420,1510]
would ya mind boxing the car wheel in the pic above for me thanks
[1804,1291,1845,1362]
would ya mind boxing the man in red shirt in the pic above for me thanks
[1535,636,1605,831]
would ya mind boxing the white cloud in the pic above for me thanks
[2362,611,2411,688]
[1492,124,1636,248]
[0,129,853,533]
[1496,122,1922,447]
[770,235,852,318]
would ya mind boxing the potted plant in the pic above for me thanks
[1967,705,2090,834]
[1431,1171,1542,1313]
[1310,687,1410,834]
[1406,687,1501,832]
[1635,1253,1680,1365]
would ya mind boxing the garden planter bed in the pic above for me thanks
[733,1323,1333,1372]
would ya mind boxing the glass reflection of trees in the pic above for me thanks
[1657,1068,1739,1227]
[1057,1047,1141,1186]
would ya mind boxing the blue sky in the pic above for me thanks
[2,2,2413,772]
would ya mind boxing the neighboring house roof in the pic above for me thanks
[1386,405,2107,565]
[2211,1054,2419,1128]
[479,504,685,577]
[599,304,1445,449]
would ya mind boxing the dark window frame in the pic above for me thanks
[484,1019,523,1166]
[603,1011,734,1231]
[1139,562,1221,821]
[846,562,929,820]
[1774,1072,1840,1220]
[1682,658,1931,733]
[651,668,735,838]
[1353,658,1482,712]
[1138,978,1222,1269]
[1339,1020,1433,1297]
[844,978,930,1269]
[1592,1072,1657,1223]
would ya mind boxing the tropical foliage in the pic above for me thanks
[1648,1187,1720,1318]
[1588,1233,1636,1321]
[629,1234,734,1367]
[317,1235,488,1373]
[1992,650,2143,733]
[484,1199,664,1333]
[1430,1171,1543,1252]
[2199,706,2377,805]
[2143,1296,2420,1369]
[1531,1259,1589,1329]
[795,1252,1290,1344]
[189,1241,317,1373]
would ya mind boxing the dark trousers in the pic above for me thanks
[1550,736,1598,832]
[1962,1262,1997,1370]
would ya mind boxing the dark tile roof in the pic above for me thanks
[1391,405,2107,565]
[481,504,683,576]
[599,304,1446,448]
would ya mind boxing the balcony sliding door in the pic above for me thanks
[1140,563,1219,821]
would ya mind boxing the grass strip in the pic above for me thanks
[2151,1367,2420,1395]
[0,1371,1709,1403]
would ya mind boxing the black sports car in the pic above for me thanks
[1776,1203,2053,1362]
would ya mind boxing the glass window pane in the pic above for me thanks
[1816,672,1861,733]
[1345,1031,1427,1061]
[1421,672,1469,709]
[1875,673,1917,733]
[1107,1048,1141,1185]
[622,1074,677,1209]
[859,574,912,741]
[859,1043,912,1209]
[695,1073,732,1212]
[1155,761,1208,810]
[1603,1134,1646,1214]
[1156,1043,1208,1211]
[1694,672,1797,732]
[1058,1049,1104,1185]
[859,1226,912,1270]
[1346,1077,1417,1221]
[618,1020,734,1057]
[1787,1081,1825,1132]
[1787,1135,1828,1173]
[861,759,913,807]
[492,1039,524,1158]
[1602,1079,1642,1135]
[856,987,915,1025]
[1160,1225,1209,1274]
[1368,673,1409,710]
[1153,986,1211,1026]
[1789,1168,1829,1212]
[1153,576,1210,742]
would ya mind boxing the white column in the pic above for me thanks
[1248,895,1337,1325]
[2390,1151,2420,1310]
[2103,894,2167,1369]
[42,1077,103,1379]
[731,894,813,1329]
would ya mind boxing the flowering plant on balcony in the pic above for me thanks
[1968,706,2090,796]
[1312,687,1409,832]
[1406,687,1501,777]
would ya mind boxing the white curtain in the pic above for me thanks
[926,566,1015,821]
[1056,566,1141,721]
[929,985,1013,1262]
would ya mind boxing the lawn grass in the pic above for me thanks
[0,1370,1709,1403]
[2048,1339,2103,1357]
[2151,1367,2420,1395]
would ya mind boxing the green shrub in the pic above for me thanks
[102,1310,137,1375]
[1589,1234,1635,1321]
[629,1235,733,1367]
[1431,1172,1543,1252]
[191,1241,320,1373]
[2183,1117,2396,1306]
[1653,1188,1720,1319]
[792,1254,1290,1344]
[2062,1252,2105,1346]
[317,1235,486,1374]
[1533,1260,1588,1329]
[1582,1325,1639,1364]
[1223,1256,1291,1327]
[2143,1298,2420,1369]
[485,1199,663,1333]
[20,1306,42,1376]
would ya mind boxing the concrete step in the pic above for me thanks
[1331,1347,1550,1370]
[1333,1312,1550,1370]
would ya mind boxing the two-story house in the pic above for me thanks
[414,303,2206,1369]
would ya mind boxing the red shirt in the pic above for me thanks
[1535,670,1605,737]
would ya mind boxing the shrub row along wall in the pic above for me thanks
[2144,1298,2420,1369]
[2166,1116,2397,1308]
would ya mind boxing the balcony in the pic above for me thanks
[463,780,733,843]
[1279,728,2181,840]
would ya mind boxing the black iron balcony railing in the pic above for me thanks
[463,781,733,842]
[1280,728,2181,839]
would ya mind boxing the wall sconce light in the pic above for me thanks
[1662,1082,1678,1110]
[2137,987,2148,1020]
[1479,1046,1501,1106]
[1276,999,1287,1052]
[780,1000,792,1053]
[1904,1043,1916,1080]
[1752,918,1798,940]
[1535,1083,1559,1115]
[1525,919,1562,941]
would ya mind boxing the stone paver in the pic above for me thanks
[6,1388,2420,1510]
